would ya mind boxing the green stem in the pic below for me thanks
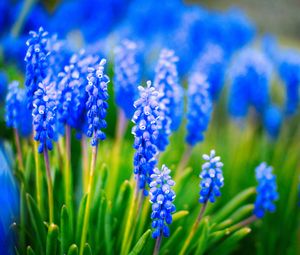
[153,235,162,255]
[175,145,193,179]
[65,125,73,222]
[79,145,98,255]
[33,137,43,216]
[81,136,89,193]
[11,0,36,37]
[44,148,54,223]
[179,202,207,255]
[14,129,25,250]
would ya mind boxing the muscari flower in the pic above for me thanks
[86,59,110,146]
[199,150,224,203]
[263,105,282,139]
[194,44,226,100]
[132,81,160,194]
[0,71,8,102]
[254,162,278,218]
[277,49,300,115]
[32,80,57,153]
[153,49,183,151]
[186,73,212,146]
[57,50,99,131]
[228,48,272,118]
[5,81,32,137]
[114,39,141,119]
[25,27,50,108]
[149,165,176,239]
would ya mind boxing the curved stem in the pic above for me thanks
[229,215,257,232]
[33,137,43,215]
[44,148,54,223]
[65,125,73,221]
[179,202,207,255]
[175,145,193,179]
[79,145,98,255]
[153,235,162,255]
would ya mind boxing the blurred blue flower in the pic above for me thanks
[186,73,212,146]
[149,165,176,239]
[0,142,19,255]
[86,59,110,146]
[277,49,300,115]
[228,48,272,118]
[194,44,226,100]
[263,105,282,139]
[32,80,57,153]
[132,81,159,195]
[114,39,141,119]
[0,71,8,102]
[199,150,224,203]
[254,162,278,218]
[25,27,51,108]
[154,49,183,151]
[5,81,32,137]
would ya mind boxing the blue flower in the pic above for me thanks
[277,49,300,115]
[186,73,212,146]
[57,50,99,131]
[32,81,57,153]
[0,71,8,102]
[114,39,141,119]
[263,105,282,139]
[25,27,51,108]
[132,81,160,194]
[5,81,32,137]
[0,142,19,255]
[254,162,278,218]
[228,48,272,118]
[194,44,226,100]
[199,150,224,204]
[153,49,183,151]
[149,165,176,239]
[86,59,110,146]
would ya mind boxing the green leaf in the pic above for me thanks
[26,193,46,253]
[129,229,151,255]
[195,218,209,255]
[207,229,230,249]
[95,192,107,252]
[172,210,189,222]
[76,194,87,245]
[105,200,113,255]
[83,243,92,255]
[210,228,251,255]
[213,187,256,223]
[46,224,59,255]
[61,205,72,255]
[67,244,78,255]
[115,180,131,215]
[27,246,36,255]
[160,227,183,254]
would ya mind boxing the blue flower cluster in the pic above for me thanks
[199,150,224,204]
[154,49,183,151]
[228,48,272,118]
[57,50,99,131]
[32,81,57,153]
[5,81,32,137]
[86,59,110,146]
[149,165,176,239]
[132,81,160,194]
[186,73,212,146]
[194,44,226,100]
[0,71,8,102]
[25,27,50,108]
[254,162,278,218]
[114,39,141,119]
[277,50,300,115]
